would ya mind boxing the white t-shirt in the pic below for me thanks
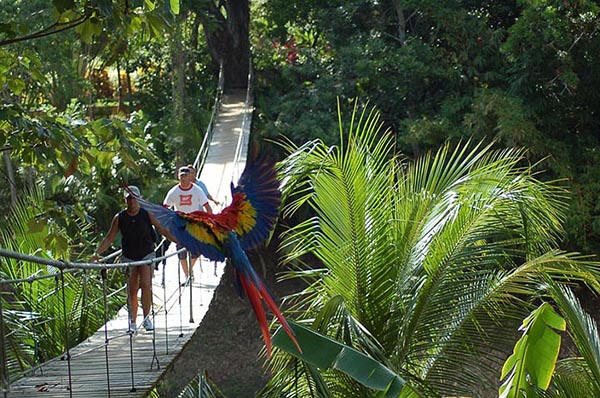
[163,183,209,213]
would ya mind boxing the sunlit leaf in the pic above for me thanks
[75,18,102,43]
[7,78,25,95]
[499,303,566,398]
[170,0,180,15]
[273,321,405,397]
[144,0,156,11]
[28,218,47,234]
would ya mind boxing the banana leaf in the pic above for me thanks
[273,320,405,397]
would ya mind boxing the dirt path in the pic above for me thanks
[155,242,304,397]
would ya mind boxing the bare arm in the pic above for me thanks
[203,201,213,214]
[148,212,179,244]
[207,193,220,205]
[95,214,120,255]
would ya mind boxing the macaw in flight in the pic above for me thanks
[125,157,300,357]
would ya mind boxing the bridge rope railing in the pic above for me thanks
[231,57,254,183]
[0,245,197,398]
[0,57,251,398]
[194,60,225,176]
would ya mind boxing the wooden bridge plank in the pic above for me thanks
[5,257,224,398]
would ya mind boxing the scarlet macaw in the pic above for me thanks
[125,158,300,357]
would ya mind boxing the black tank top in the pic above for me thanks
[118,208,154,260]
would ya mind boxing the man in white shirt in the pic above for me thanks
[164,166,212,284]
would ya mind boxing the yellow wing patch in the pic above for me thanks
[185,222,222,246]
[234,199,257,236]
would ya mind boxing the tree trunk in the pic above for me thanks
[391,0,406,44]
[197,0,250,90]
[171,13,187,137]
[116,61,124,112]
[3,151,17,206]
[126,69,133,108]
[189,14,201,58]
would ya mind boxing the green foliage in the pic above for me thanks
[537,282,600,398]
[273,319,406,397]
[0,186,125,379]
[0,100,173,249]
[173,370,227,398]
[0,0,180,46]
[263,103,600,397]
[251,0,600,254]
[125,10,217,164]
[0,1,222,270]
[499,303,566,398]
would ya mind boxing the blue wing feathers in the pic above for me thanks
[235,157,281,250]
[134,196,226,261]
[126,158,300,357]
[131,157,280,257]
[135,197,178,231]
[177,231,226,262]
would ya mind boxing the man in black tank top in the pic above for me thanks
[118,207,155,260]
[94,186,178,333]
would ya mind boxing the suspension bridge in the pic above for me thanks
[0,71,254,398]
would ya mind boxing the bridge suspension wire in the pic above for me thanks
[27,279,40,376]
[100,269,112,398]
[126,274,136,393]
[150,304,159,371]
[59,269,74,398]
[177,254,184,338]
[194,60,224,176]
[0,244,195,396]
[231,58,254,183]
[0,56,246,396]
[0,295,8,398]
[162,271,170,355]
[190,254,194,323]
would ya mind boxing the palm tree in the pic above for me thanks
[261,102,600,397]
[538,282,600,397]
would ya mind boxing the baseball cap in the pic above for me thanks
[178,167,191,176]
[124,185,141,198]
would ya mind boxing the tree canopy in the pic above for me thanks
[2,0,600,396]
[252,0,600,253]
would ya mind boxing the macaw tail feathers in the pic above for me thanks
[259,282,302,354]
[237,272,302,358]
[239,274,273,357]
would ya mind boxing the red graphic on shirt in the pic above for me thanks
[179,194,193,206]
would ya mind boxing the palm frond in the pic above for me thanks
[269,102,596,397]
[544,281,600,395]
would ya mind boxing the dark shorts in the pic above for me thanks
[121,253,155,274]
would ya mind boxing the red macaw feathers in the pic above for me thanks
[128,156,300,358]
[239,274,274,356]
[238,271,301,358]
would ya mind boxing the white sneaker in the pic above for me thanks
[143,318,154,331]
[129,323,137,333]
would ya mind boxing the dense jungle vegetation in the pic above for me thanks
[1,0,600,397]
